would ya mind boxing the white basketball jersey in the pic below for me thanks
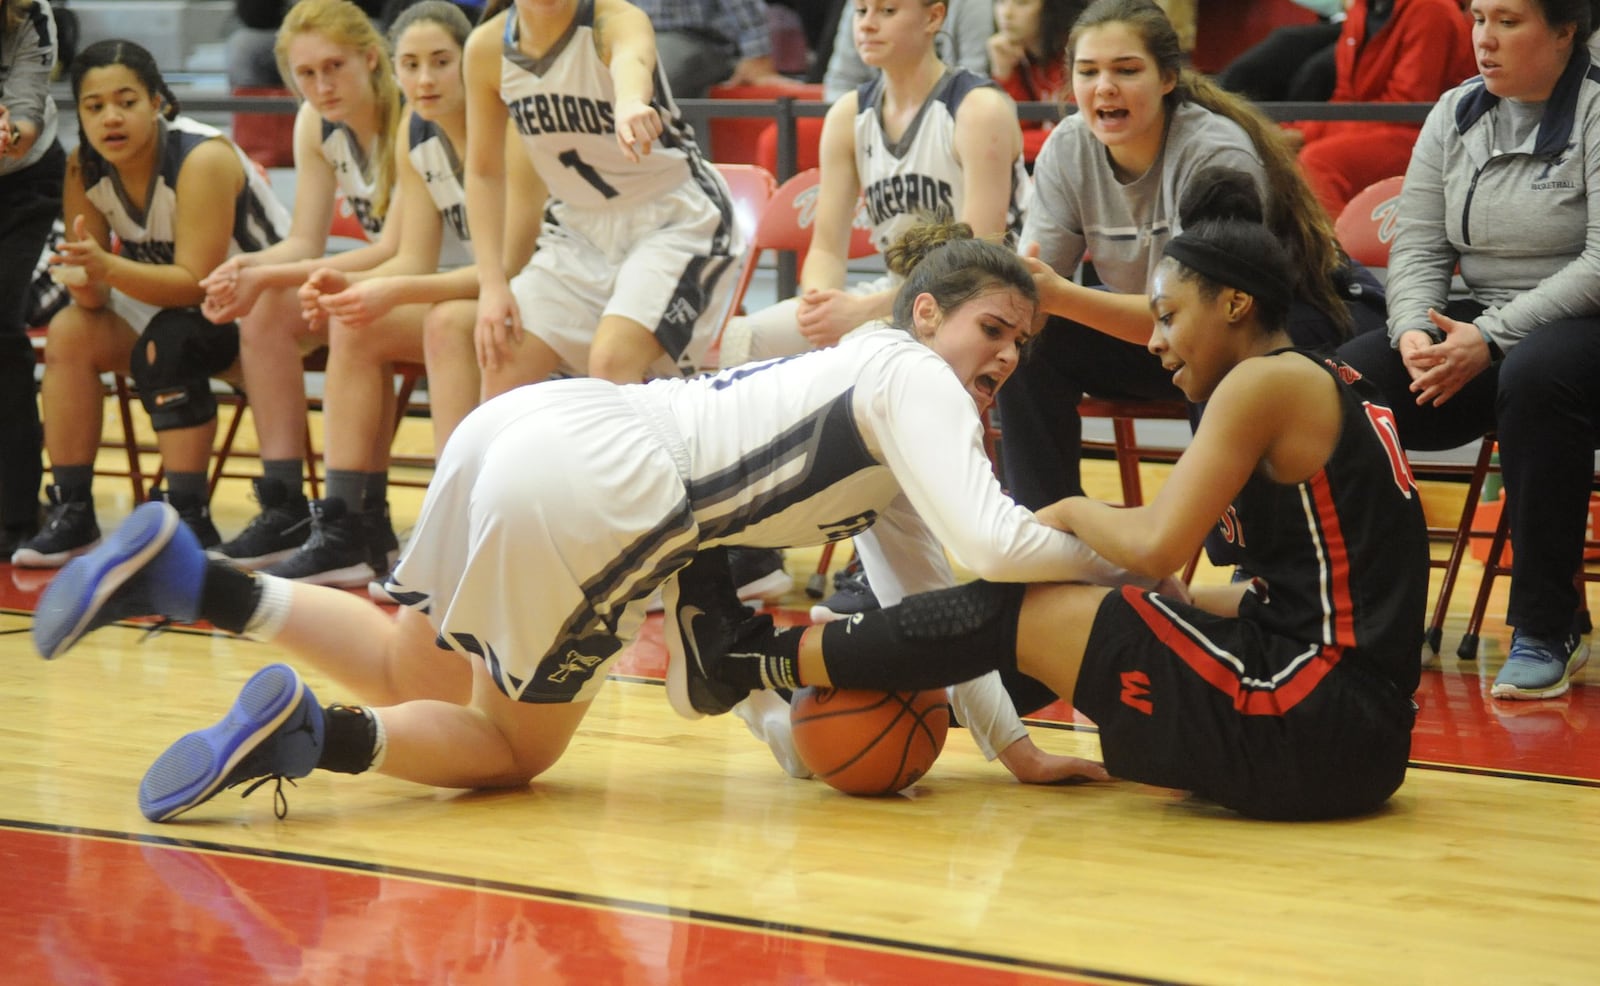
[80,115,291,266]
[320,119,383,237]
[853,69,1029,253]
[407,113,473,268]
[498,1,711,209]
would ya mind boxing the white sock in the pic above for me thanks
[367,708,388,771]
[243,574,294,640]
[733,689,813,779]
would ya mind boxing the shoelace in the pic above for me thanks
[136,618,176,644]
[42,503,80,533]
[835,556,870,594]
[236,775,297,819]
[240,509,312,540]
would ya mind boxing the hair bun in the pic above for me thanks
[884,219,976,278]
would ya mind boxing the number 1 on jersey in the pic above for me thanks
[558,149,620,199]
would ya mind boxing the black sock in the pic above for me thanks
[199,560,263,634]
[817,580,1026,691]
[717,616,804,692]
[318,705,378,774]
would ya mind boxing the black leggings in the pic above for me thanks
[0,143,65,528]
[1337,304,1600,636]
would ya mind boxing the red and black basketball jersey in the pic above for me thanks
[1226,350,1428,693]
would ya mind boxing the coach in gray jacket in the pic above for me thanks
[1337,0,1600,701]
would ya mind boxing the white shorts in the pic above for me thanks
[510,180,741,379]
[717,272,898,367]
[109,290,164,335]
[386,380,700,704]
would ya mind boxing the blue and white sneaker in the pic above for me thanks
[139,663,325,822]
[1491,631,1590,700]
[32,501,206,660]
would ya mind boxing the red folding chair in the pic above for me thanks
[706,162,778,355]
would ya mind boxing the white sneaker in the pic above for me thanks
[732,690,813,779]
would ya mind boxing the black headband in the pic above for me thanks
[1161,233,1292,314]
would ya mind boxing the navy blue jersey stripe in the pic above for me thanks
[537,495,698,663]
[690,393,879,542]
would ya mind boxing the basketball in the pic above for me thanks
[790,687,950,796]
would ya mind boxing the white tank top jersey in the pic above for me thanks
[853,68,1029,253]
[498,0,713,209]
[320,118,384,237]
[630,329,1124,587]
[407,112,473,268]
[79,115,292,266]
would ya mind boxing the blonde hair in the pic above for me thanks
[275,0,402,222]
[1071,0,1352,336]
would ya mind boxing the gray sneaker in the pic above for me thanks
[1491,631,1590,700]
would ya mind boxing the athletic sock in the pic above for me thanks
[325,469,366,512]
[362,471,388,510]
[165,471,207,501]
[52,463,94,493]
[261,458,303,494]
[717,618,804,692]
[318,704,381,774]
[198,562,293,638]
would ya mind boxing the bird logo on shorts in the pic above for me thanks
[547,649,604,684]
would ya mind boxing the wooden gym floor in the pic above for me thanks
[3,411,1598,985]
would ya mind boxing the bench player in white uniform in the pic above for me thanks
[719,0,1029,367]
[463,0,741,397]
[39,226,1142,822]
[261,2,538,588]
[12,40,290,567]
[197,0,408,572]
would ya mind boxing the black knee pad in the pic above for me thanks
[128,309,240,431]
[821,580,1027,693]
[890,579,1027,642]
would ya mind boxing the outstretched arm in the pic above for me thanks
[1052,354,1340,579]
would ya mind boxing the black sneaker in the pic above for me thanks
[146,488,222,549]
[11,485,100,568]
[663,547,757,719]
[260,498,394,588]
[809,553,878,623]
[727,546,794,603]
[214,477,311,568]
[0,519,40,560]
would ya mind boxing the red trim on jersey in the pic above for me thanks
[1307,470,1358,646]
[1123,586,1345,716]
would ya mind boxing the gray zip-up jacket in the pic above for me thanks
[1387,50,1600,352]
[0,0,57,176]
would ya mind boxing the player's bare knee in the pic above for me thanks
[43,306,102,361]
[585,346,651,385]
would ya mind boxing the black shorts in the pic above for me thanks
[1075,586,1416,820]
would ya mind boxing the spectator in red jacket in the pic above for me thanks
[1287,0,1476,217]
[987,0,1086,163]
